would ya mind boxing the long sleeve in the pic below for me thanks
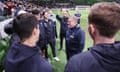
[56,15,62,21]
[78,29,85,52]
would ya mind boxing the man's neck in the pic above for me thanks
[21,38,36,47]
[94,36,115,45]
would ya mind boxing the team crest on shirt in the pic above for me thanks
[70,35,74,38]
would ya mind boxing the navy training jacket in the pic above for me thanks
[37,20,46,49]
[5,42,54,72]
[66,26,85,60]
[65,41,120,72]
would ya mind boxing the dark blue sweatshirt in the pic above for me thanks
[5,42,54,72]
[65,41,120,72]
[37,20,46,49]
[66,26,85,60]
[43,19,55,41]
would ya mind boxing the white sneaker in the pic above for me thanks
[53,57,60,61]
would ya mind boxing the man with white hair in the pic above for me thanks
[66,16,85,60]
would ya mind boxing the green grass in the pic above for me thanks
[49,9,120,72]
[1,9,120,72]
[2,9,120,72]
[47,9,92,72]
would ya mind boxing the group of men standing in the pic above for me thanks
[4,1,120,72]
[32,8,85,61]
[4,6,85,72]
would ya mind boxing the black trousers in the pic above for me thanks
[66,49,81,61]
[55,26,58,38]
[45,39,56,59]
[66,49,74,61]
[54,22,58,38]
[59,32,66,50]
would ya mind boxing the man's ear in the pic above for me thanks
[88,24,97,40]
[32,27,38,36]
[89,24,96,34]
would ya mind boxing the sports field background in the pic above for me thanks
[47,9,92,72]
[1,8,120,72]
[47,9,120,72]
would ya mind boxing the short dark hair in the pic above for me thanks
[88,2,120,38]
[32,9,40,15]
[13,13,38,41]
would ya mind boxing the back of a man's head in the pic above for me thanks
[88,2,120,38]
[32,9,40,15]
[13,13,38,41]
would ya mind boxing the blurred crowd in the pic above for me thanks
[0,0,44,19]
